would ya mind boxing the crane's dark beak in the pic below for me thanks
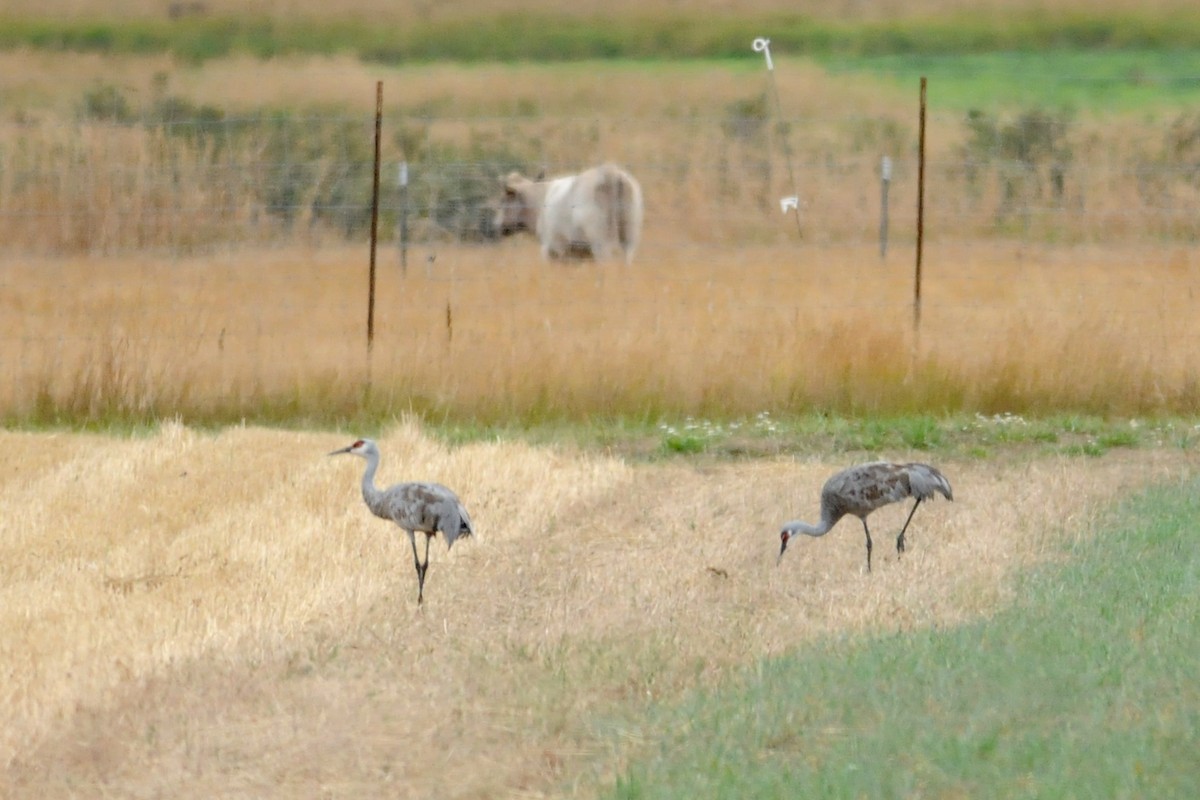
[328,445,352,456]
[777,532,789,566]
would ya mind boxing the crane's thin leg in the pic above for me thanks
[861,519,873,573]
[896,498,923,556]
[407,531,425,605]
[415,533,433,605]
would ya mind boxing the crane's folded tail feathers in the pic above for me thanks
[932,469,953,501]
[445,505,474,548]
[905,463,954,502]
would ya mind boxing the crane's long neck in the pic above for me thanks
[783,510,838,538]
[360,453,386,517]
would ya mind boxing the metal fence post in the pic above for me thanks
[914,77,927,341]
[368,81,382,354]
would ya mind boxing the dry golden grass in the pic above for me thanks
[0,422,1191,796]
[2,46,1194,419]
[3,49,1191,259]
[0,55,896,253]
[3,238,1199,420]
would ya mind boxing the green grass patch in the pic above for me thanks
[431,411,1191,465]
[609,477,1200,797]
[11,402,1192,465]
[4,12,1200,64]
[823,48,1200,111]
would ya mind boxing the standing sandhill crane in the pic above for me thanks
[778,461,953,572]
[329,438,474,605]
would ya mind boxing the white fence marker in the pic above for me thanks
[753,36,802,239]
[752,37,774,71]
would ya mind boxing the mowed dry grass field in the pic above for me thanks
[0,421,1192,797]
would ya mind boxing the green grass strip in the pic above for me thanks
[4,12,1200,63]
[611,477,1200,797]
[823,49,1200,112]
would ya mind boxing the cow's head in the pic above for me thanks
[484,171,542,240]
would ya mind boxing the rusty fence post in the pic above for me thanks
[368,80,382,354]
[914,77,927,342]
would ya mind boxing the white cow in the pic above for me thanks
[490,163,644,264]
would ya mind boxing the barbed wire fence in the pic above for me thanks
[2,76,1200,416]
[5,113,1197,255]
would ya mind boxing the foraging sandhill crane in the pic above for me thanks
[329,438,474,605]
[778,462,953,572]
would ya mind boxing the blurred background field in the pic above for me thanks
[3,39,1200,423]
[5,0,1200,63]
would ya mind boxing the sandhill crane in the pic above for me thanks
[778,461,953,572]
[329,438,474,605]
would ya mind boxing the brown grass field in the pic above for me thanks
[4,45,1195,257]
[3,238,1199,420]
[2,44,1198,418]
[0,422,1192,797]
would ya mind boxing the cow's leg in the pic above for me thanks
[591,241,616,261]
[542,231,568,261]
[573,214,612,262]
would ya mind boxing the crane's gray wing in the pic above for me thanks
[823,462,912,515]
[381,482,473,545]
